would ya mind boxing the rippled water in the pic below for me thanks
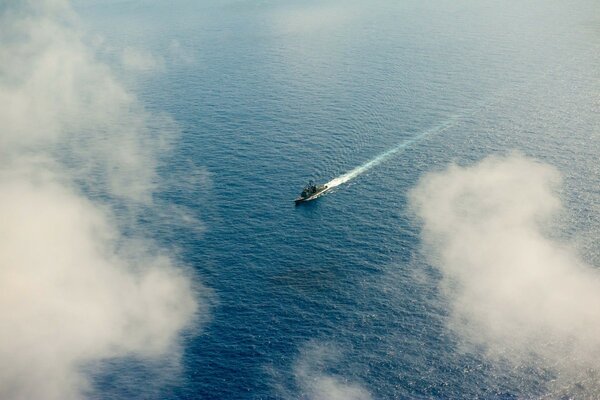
[77,0,599,398]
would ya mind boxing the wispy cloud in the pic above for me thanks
[284,343,372,400]
[409,153,600,396]
[121,46,165,72]
[0,1,203,399]
[271,3,357,36]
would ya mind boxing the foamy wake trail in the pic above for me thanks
[326,116,460,189]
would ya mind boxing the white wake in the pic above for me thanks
[325,115,460,189]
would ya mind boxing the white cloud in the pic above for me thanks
[0,1,203,399]
[292,343,372,400]
[0,171,198,399]
[0,0,175,203]
[409,153,600,395]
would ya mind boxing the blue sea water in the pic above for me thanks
[75,0,599,398]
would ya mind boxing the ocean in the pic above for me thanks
[73,0,600,398]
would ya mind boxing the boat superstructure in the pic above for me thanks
[294,180,330,204]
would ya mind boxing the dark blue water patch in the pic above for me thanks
[77,0,600,398]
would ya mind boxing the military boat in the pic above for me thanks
[294,180,330,204]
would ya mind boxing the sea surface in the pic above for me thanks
[75,0,599,398]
